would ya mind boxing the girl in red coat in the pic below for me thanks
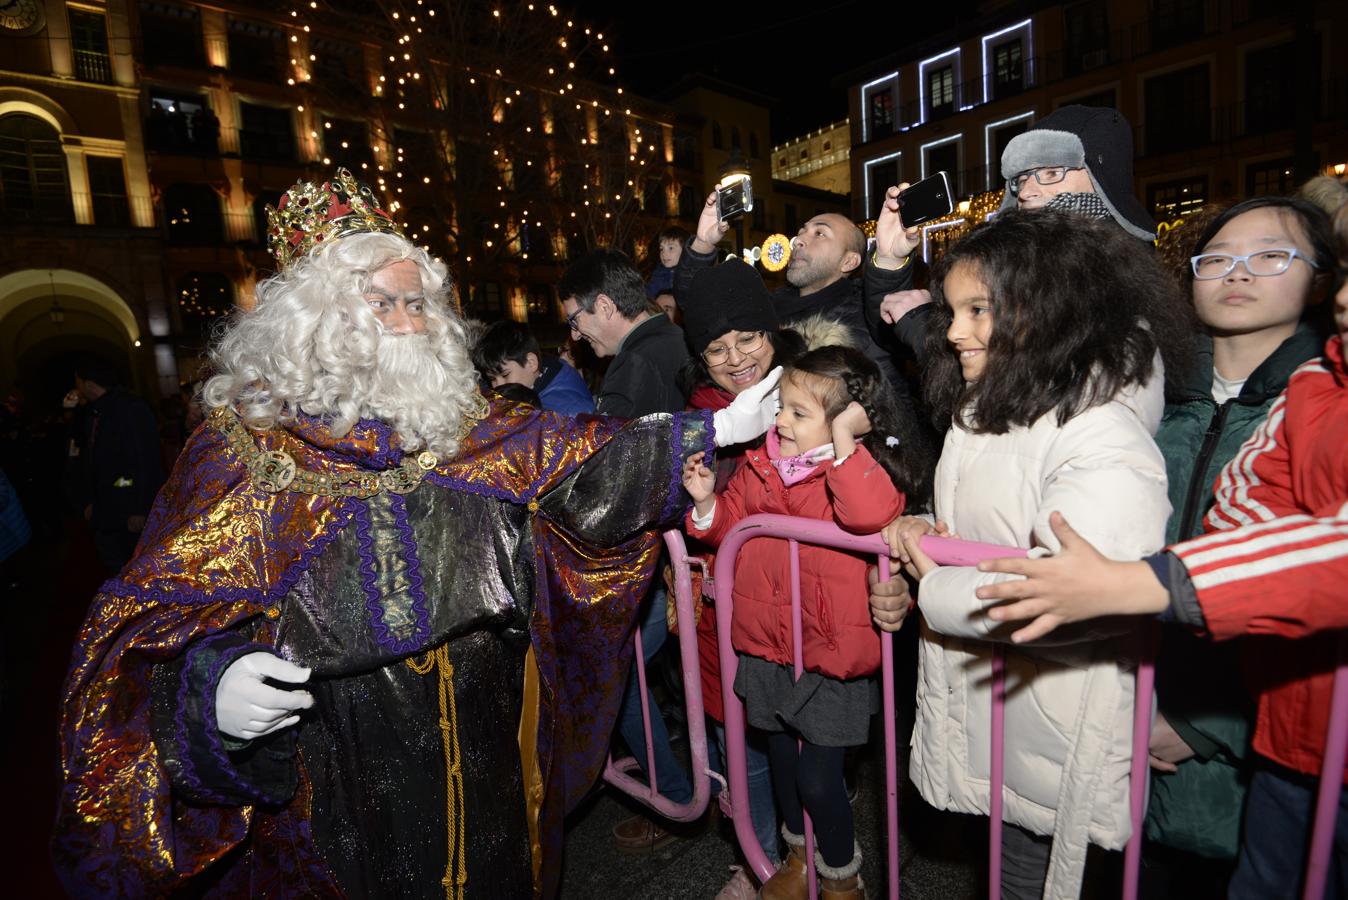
[684,345,932,900]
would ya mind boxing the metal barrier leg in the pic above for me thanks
[1123,656,1155,900]
[1303,640,1348,900]
[879,556,901,900]
[989,645,1005,900]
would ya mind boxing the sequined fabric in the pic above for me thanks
[55,398,710,897]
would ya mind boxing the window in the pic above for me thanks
[749,132,760,159]
[992,39,1025,99]
[138,3,204,69]
[524,225,553,261]
[1245,42,1315,133]
[643,177,665,213]
[678,184,699,219]
[163,183,222,244]
[0,114,72,224]
[711,121,723,150]
[527,285,552,321]
[731,127,742,152]
[869,88,896,139]
[868,159,899,218]
[1064,0,1109,74]
[311,37,363,93]
[928,66,955,118]
[800,148,809,160]
[778,156,787,167]
[228,19,285,83]
[990,119,1030,185]
[69,8,112,84]
[87,157,129,227]
[322,118,372,169]
[1144,64,1210,155]
[239,103,294,161]
[1246,158,1298,197]
[146,92,217,154]
[1147,175,1207,221]
[823,140,831,152]
[1151,0,1205,50]
[474,282,503,316]
[673,132,697,169]
[926,141,960,196]
[177,273,233,340]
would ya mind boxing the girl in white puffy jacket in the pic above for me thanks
[885,210,1192,900]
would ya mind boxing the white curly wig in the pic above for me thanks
[202,232,480,459]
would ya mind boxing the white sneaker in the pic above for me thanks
[713,865,757,900]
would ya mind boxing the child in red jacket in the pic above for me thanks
[684,345,932,900]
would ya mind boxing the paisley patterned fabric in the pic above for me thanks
[54,397,712,897]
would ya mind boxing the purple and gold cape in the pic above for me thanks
[54,397,713,897]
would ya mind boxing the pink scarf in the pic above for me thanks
[765,427,835,486]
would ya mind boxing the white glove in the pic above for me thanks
[215,651,314,741]
[712,366,783,447]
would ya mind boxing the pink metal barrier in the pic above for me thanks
[601,529,711,822]
[1304,635,1348,900]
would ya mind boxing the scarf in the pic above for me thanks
[765,426,835,486]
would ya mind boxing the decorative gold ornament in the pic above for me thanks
[265,167,405,270]
[212,407,449,498]
[760,234,791,272]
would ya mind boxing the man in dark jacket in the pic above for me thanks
[558,247,695,852]
[560,248,688,418]
[675,191,916,395]
[69,357,163,571]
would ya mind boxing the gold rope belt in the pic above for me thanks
[407,647,467,899]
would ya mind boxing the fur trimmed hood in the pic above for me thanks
[789,313,856,352]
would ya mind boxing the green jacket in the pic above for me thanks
[1144,323,1324,859]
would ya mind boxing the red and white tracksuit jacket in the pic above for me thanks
[1170,334,1348,779]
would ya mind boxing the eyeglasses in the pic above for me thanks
[1008,166,1084,195]
[565,307,587,333]
[1190,248,1320,280]
[703,331,767,367]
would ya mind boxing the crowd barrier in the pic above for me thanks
[602,516,1348,900]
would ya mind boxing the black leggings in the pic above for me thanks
[766,733,854,867]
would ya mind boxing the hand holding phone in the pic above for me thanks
[715,176,753,222]
[895,172,953,228]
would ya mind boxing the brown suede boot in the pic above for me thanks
[757,828,808,900]
[816,844,864,900]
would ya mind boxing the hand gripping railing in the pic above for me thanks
[712,514,1030,900]
[601,529,711,822]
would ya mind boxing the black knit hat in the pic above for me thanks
[999,105,1155,241]
[679,262,779,356]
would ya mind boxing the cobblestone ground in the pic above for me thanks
[560,740,983,900]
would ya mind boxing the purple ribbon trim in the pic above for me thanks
[386,492,432,654]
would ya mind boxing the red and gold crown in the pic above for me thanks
[265,167,405,269]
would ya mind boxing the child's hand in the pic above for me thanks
[868,565,914,632]
[900,529,940,579]
[682,452,715,504]
[882,516,949,581]
[831,401,872,443]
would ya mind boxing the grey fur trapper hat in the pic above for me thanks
[999,105,1155,241]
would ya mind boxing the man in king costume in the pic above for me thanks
[54,169,780,897]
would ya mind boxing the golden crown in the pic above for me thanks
[265,168,405,269]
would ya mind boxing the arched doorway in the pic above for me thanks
[0,269,147,411]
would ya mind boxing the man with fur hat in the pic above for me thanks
[867,105,1154,361]
[54,169,782,898]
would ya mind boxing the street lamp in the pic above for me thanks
[717,149,750,258]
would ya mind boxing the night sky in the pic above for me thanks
[583,0,987,142]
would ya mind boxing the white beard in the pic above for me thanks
[340,331,477,458]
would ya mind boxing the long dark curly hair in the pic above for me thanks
[923,209,1193,435]
[786,345,934,509]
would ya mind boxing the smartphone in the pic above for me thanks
[897,172,954,227]
[716,176,753,222]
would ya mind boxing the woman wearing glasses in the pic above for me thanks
[1142,195,1336,893]
[674,261,860,899]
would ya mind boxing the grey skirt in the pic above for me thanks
[733,654,878,747]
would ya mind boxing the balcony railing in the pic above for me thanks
[73,49,113,84]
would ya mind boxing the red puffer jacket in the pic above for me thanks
[686,443,904,680]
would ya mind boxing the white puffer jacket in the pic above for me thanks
[910,373,1169,900]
